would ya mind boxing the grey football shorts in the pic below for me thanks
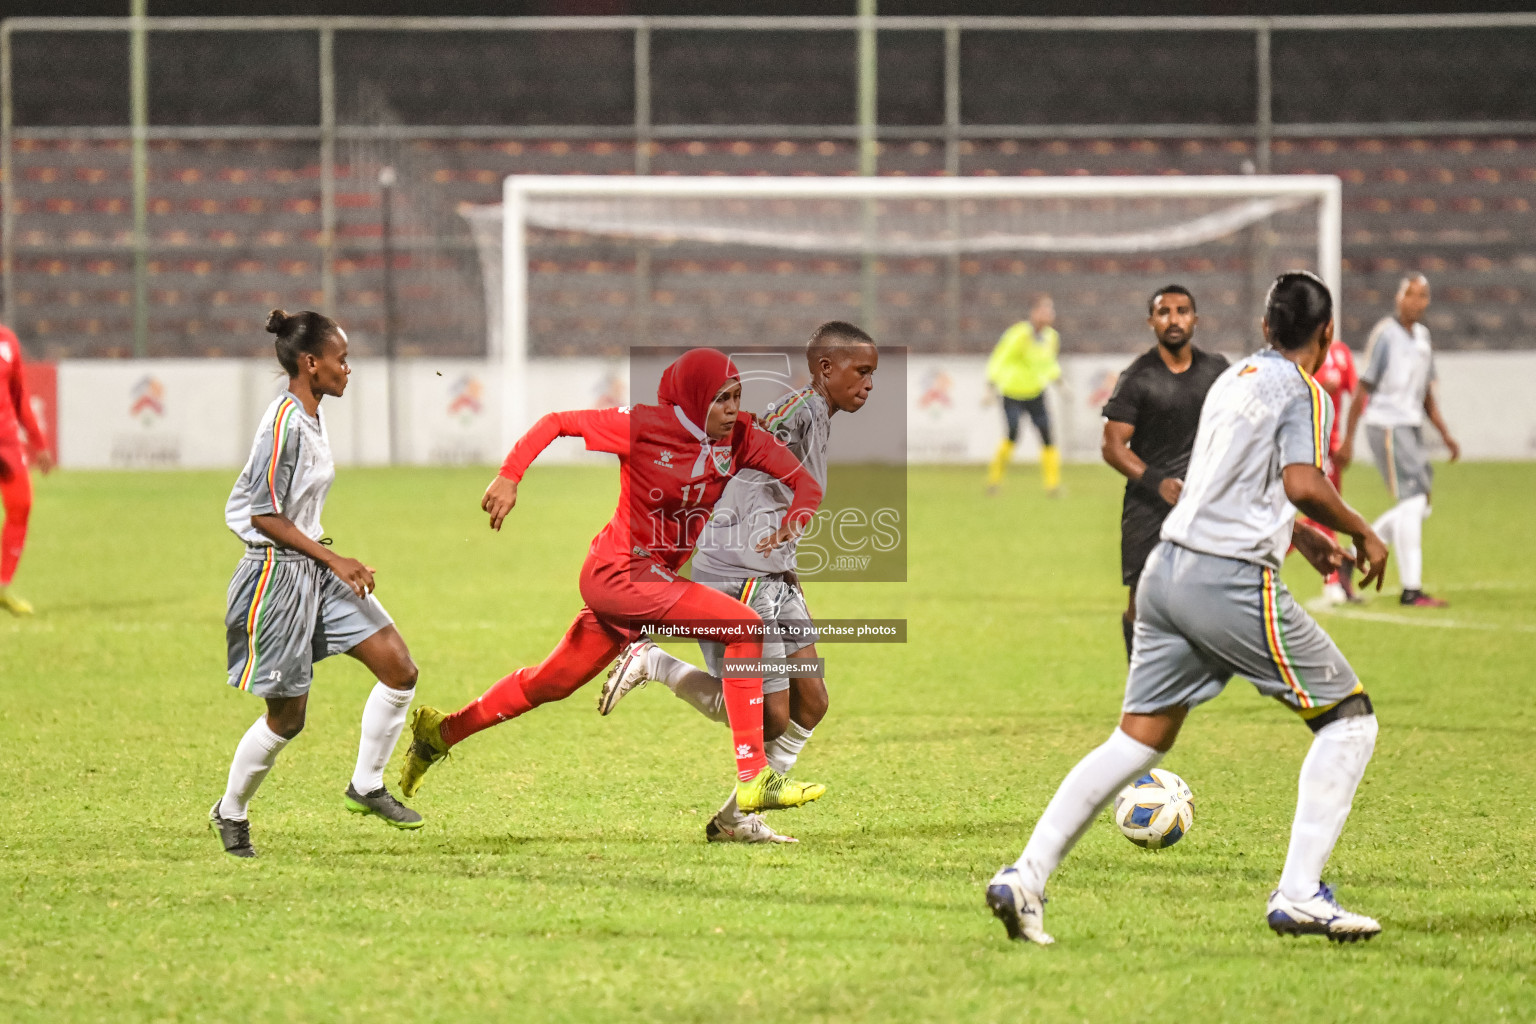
[693,571,817,695]
[1366,424,1433,501]
[1124,541,1360,715]
[224,547,394,698]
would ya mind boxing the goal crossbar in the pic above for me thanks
[497,174,1342,447]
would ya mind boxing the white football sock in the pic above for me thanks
[646,644,696,687]
[1278,713,1378,903]
[714,791,748,826]
[1013,728,1162,892]
[765,719,814,775]
[1392,495,1429,590]
[220,717,290,821]
[672,676,728,723]
[1371,503,1401,549]
[352,682,414,794]
[649,646,729,723]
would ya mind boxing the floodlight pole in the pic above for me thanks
[130,0,148,357]
[858,0,878,336]
[1255,21,1273,175]
[858,0,877,178]
[380,165,399,465]
[943,21,962,350]
[1,24,14,329]
[633,23,652,347]
[1242,19,1276,351]
[319,26,336,314]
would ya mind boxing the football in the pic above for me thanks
[1113,769,1195,850]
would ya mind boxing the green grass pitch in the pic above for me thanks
[3,461,1534,1022]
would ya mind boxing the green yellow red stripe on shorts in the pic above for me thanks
[237,548,277,691]
[1261,566,1313,708]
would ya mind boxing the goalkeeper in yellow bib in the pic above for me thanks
[986,294,1063,495]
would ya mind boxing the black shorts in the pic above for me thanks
[1002,395,1051,446]
[1121,501,1169,586]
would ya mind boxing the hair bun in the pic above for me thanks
[265,309,289,335]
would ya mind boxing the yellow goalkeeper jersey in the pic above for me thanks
[986,321,1062,400]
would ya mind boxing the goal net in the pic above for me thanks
[465,175,1340,449]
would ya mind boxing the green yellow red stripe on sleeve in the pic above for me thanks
[266,398,297,513]
[763,388,813,431]
[1295,365,1326,469]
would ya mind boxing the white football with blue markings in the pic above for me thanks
[1113,768,1194,850]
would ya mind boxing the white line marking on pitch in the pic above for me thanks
[1305,599,1536,634]
[1439,581,1527,592]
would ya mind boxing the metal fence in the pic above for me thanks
[4,13,1536,358]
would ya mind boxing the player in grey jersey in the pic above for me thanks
[598,322,879,843]
[1337,273,1460,607]
[210,310,423,858]
[987,273,1392,945]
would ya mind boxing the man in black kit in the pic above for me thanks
[1100,285,1230,658]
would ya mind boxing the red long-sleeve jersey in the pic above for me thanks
[0,326,46,452]
[500,404,822,572]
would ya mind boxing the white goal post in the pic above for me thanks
[487,174,1342,451]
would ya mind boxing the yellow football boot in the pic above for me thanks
[399,706,450,798]
[0,587,34,616]
[735,766,826,813]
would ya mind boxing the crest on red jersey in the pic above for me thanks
[710,444,732,475]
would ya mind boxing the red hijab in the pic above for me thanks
[656,348,739,434]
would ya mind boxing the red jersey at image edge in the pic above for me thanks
[0,325,48,453]
[1312,340,1358,452]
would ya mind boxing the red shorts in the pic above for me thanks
[577,548,692,634]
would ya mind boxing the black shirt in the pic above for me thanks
[1102,345,1230,516]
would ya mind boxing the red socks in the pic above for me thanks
[440,670,534,748]
[721,640,767,781]
[439,611,625,748]
[0,465,31,586]
[435,594,770,786]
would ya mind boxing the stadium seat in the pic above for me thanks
[9,128,1535,357]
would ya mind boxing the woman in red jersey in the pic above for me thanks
[0,324,53,616]
[1308,337,1362,603]
[1287,337,1361,604]
[401,348,826,813]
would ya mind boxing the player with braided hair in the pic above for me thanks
[987,272,1389,946]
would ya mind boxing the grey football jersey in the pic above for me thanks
[1360,316,1436,429]
[1161,349,1333,571]
[225,392,335,547]
[692,386,829,578]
